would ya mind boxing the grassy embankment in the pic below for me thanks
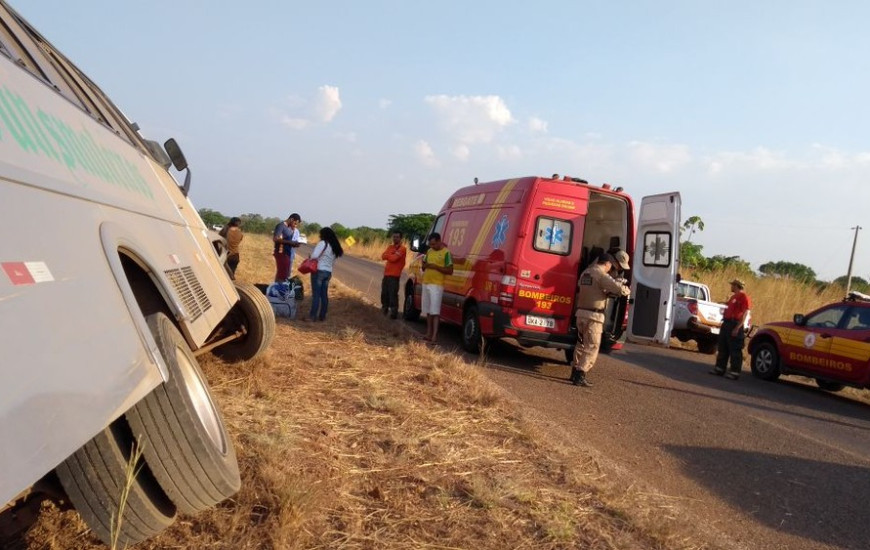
[24,233,862,549]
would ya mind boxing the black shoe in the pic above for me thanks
[724,371,740,380]
[709,368,726,376]
[572,370,592,387]
[389,309,398,319]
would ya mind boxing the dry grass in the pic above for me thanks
[20,233,717,549]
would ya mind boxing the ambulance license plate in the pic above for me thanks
[525,315,555,329]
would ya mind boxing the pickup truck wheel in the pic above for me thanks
[696,337,718,355]
[125,313,241,514]
[55,421,176,547]
[213,282,276,362]
[461,305,482,353]
[816,379,845,392]
[403,284,420,321]
[750,342,781,381]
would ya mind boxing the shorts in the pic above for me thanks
[421,284,444,315]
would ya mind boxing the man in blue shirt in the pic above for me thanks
[273,213,301,281]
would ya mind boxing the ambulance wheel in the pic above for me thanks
[750,342,781,381]
[461,305,483,353]
[213,282,276,362]
[126,313,241,514]
[55,420,176,547]
[403,284,420,321]
[816,379,845,392]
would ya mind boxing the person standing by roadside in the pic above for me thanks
[570,252,631,387]
[305,227,344,322]
[219,217,243,279]
[380,231,407,319]
[273,213,301,282]
[710,279,752,380]
[421,232,453,343]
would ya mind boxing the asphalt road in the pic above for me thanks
[325,248,870,550]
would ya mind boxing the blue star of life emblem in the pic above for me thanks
[544,226,563,245]
[492,215,509,249]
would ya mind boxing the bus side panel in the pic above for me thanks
[0,183,166,506]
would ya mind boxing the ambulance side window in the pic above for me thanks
[429,214,446,239]
[533,216,572,255]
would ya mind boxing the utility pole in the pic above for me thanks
[846,225,862,295]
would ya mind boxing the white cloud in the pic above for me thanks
[334,131,357,143]
[424,94,515,144]
[277,85,341,129]
[379,98,392,109]
[497,145,523,160]
[628,141,692,173]
[414,140,440,168]
[450,144,471,161]
[528,116,548,133]
[281,117,309,130]
[314,85,342,122]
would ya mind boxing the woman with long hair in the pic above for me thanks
[305,226,344,321]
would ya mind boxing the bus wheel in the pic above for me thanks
[213,282,276,362]
[461,305,482,353]
[125,313,241,514]
[403,284,420,321]
[55,421,176,547]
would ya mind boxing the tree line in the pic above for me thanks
[197,209,436,245]
[680,215,868,292]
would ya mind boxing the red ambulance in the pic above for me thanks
[404,175,680,359]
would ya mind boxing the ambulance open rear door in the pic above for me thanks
[626,192,681,346]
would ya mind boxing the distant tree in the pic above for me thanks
[759,261,817,283]
[353,226,388,243]
[198,208,227,228]
[240,213,280,235]
[301,221,322,236]
[388,213,436,237]
[681,215,705,242]
[330,222,351,239]
[702,255,753,274]
[680,241,706,269]
[832,275,870,293]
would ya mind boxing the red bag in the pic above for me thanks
[298,257,318,274]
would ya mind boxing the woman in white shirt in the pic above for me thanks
[306,227,344,321]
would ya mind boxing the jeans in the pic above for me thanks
[309,270,332,320]
[715,319,745,373]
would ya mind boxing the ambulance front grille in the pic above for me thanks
[164,267,212,321]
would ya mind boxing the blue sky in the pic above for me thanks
[18,0,870,281]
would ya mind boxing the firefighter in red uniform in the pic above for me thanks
[710,279,751,380]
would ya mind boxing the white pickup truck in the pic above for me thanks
[671,280,727,354]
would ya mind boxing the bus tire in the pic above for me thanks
[125,313,241,514]
[213,282,276,362]
[55,421,176,547]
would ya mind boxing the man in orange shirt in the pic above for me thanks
[380,231,407,319]
[710,278,752,380]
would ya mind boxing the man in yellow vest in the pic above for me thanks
[571,251,631,387]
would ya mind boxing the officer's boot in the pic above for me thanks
[573,369,592,387]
